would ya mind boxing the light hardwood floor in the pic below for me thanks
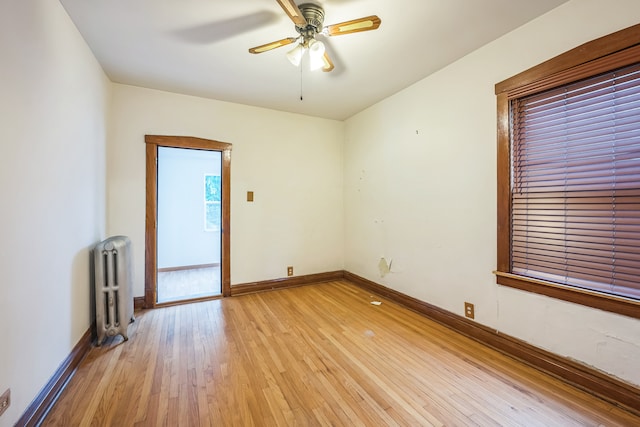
[157,266,221,303]
[43,281,640,426]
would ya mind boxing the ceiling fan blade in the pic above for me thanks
[249,37,297,54]
[324,15,381,36]
[276,0,308,27]
[322,52,334,72]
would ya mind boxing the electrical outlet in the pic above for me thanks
[464,302,475,319]
[0,388,10,417]
[287,266,293,276]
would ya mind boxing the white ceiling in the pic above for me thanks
[60,0,568,121]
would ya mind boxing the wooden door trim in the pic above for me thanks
[144,135,232,308]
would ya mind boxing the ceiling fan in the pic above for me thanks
[249,0,381,72]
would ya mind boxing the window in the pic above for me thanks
[512,63,640,299]
[495,24,640,319]
[204,174,221,231]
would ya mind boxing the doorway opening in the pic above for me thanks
[145,135,231,308]
[156,147,221,303]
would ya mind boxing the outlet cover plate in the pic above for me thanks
[464,302,475,319]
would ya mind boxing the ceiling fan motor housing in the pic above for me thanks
[296,3,325,40]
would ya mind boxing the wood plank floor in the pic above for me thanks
[43,281,640,426]
[157,266,221,303]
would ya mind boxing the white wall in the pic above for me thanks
[108,85,344,295]
[344,0,640,387]
[0,0,110,425]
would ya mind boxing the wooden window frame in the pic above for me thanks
[494,23,640,319]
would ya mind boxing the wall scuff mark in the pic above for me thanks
[378,257,392,277]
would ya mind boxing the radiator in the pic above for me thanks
[94,235,135,346]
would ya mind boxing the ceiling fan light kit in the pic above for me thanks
[249,0,381,73]
[286,38,326,70]
[308,39,326,70]
[286,42,305,66]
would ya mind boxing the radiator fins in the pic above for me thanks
[94,236,135,345]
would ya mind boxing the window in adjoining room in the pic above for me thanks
[205,174,221,232]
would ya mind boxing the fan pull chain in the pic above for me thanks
[300,63,304,101]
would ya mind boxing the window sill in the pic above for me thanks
[493,271,640,320]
